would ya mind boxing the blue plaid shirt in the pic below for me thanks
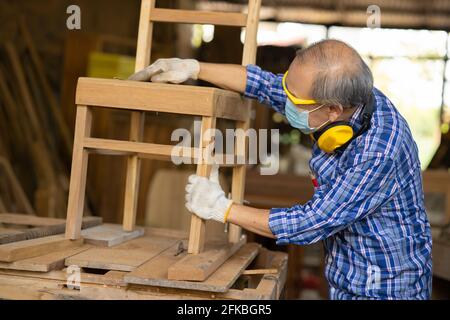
[244,65,432,300]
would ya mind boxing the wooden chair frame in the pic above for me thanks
[65,0,261,262]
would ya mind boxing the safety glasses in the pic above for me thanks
[282,71,317,106]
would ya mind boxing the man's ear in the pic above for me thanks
[327,104,343,122]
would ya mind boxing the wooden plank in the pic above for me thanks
[0,213,63,226]
[170,236,246,281]
[188,116,216,254]
[123,111,145,232]
[135,0,155,71]
[0,228,23,236]
[81,223,144,247]
[65,106,92,239]
[242,0,261,66]
[125,242,260,293]
[0,244,91,272]
[245,248,288,300]
[0,158,35,215]
[0,235,83,262]
[229,120,250,243]
[0,216,101,245]
[80,270,127,287]
[19,18,73,159]
[150,8,247,27]
[65,237,180,272]
[84,138,196,161]
[84,138,235,166]
[242,268,278,275]
[4,43,46,149]
[0,247,287,300]
[123,0,155,233]
[227,0,261,243]
[75,78,248,121]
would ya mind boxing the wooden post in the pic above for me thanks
[188,116,216,254]
[229,120,249,243]
[228,0,261,244]
[123,0,155,232]
[65,106,92,239]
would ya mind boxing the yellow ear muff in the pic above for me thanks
[317,125,354,153]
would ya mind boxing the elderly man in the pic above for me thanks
[130,39,432,300]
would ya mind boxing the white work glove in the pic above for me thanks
[128,58,200,83]
[185,166,233,223]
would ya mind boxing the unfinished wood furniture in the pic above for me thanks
[65,0,261,281]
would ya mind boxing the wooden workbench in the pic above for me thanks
[0,223,287,300]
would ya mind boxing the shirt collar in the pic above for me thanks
[347,104,364,133]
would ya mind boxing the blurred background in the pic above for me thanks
[1,0,450,299]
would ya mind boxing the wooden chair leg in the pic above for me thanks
[65,105,92,239]
[123,111,145,232]
[188,116,216,254]
[229,119,249,243]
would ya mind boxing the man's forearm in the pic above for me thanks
[226,204,276,239]
[198,63,247,93]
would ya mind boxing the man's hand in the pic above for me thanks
[128,58,200,83]
[185,166,233,223]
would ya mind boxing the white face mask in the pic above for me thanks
[284,99,330,134]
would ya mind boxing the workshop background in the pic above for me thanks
[1,0,450,299]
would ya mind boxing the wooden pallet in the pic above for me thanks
[125,241,260,292]
[0,246,287,300]
[0,225,288,299]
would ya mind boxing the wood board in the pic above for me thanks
[0,244,92,272]
[65,236,180,272]
[169,235,246,281]
[125,242,260,293]
[81,223,144,247]
[0,234,84,262]
[0,215,102,245]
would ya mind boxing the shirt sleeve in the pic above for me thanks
[244,64,287,114]
[268,153,400,245]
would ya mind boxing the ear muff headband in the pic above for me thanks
[315,123,354,153]
[312,94,375,153]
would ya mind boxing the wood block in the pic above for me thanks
[65,237,179,271]
[81,223,144,247]
[0,235,83,262]
[0,245,91,272]
[168,236,246,281]
[125,242,260,293]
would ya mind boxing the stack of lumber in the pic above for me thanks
[0,18,73,217]
[0,216,288,300]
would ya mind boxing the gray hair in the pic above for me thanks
[295,39,373,109]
